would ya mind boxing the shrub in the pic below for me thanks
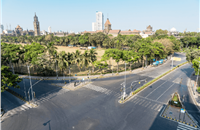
[197,87,200,93]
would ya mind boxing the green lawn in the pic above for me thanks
[172,95,178,102]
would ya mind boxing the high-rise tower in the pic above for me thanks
[33,13,40,36]
[92,11,104,31]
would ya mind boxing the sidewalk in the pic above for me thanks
[188,71,200,111]
[18,60,169,81]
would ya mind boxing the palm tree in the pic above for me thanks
[73,50,82,72]
[89,49,97,73]
[58,51,68,76]
[80,50,92,71]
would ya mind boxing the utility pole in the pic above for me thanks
[195,61,200,88]
[27,65,34,102]
[23,77,27,100]
[55,54,58,79]
[171,57,173,70]
[123,63,126,100]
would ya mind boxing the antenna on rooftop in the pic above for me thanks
[9,24,11,30]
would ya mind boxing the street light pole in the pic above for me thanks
[195,61,200,88]
[23,77,27,100]
[27,65,34,102]
[123,63,126,99]
[55,54,58,79]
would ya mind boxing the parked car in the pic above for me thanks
[88,46,96,49]
[159,59,164,64]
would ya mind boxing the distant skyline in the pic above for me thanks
[0,0,199,32]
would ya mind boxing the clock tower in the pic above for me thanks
[33,13,40,36]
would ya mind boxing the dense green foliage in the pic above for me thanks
[1,65,22,92]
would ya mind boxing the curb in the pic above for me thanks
[6,89,38,108]
[119,61,188,104]
[188,72,200,112]
[160,105,199,128]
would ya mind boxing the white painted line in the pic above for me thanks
[145,80,168,98]
[151,104,157,110]
[157,106,163,111]
[154,105,161,111]
[138,100,145,105]
[144,102,151,108]
[155,83,176,101]
[142,101,149,106]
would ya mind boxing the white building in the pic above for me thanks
[92,11,104,31]
[41,30,47,35]
[1,25,4,34]
[48,26,51,33]
[92,22,97,31]
[3,29,14,34]
[168,27,179,36]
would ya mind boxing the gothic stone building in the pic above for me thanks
[33,13,40,36]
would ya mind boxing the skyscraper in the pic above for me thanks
[48,26,51,33]
[33,13,40,36]
[0,24,4,34]
[92,11,104,31]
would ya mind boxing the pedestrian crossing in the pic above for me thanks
[35,89,70,103]
[130,97,163,112]
[84,84,113,95]
[1,103,32,121]
[177,122,198,130]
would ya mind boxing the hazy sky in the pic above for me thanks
[0,0,199,32]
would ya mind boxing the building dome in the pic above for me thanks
[16,25,22,29]
[170,27,177,32]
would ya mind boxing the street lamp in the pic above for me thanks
[23,77,27,100]
[195,60,200,89]
[55,54,58,80]
[123,63,127,100]
[27,65,34,102]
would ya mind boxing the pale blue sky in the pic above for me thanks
[0,0,199,32]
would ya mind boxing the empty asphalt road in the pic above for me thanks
[2,53,199,130]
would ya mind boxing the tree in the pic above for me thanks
[1,65,22,92]
[122,50,139,71]
[79,33,90,46]
[112,49,123,73]
[155,29,168,36]
[94,60,108,75]
[73,50,82,72]
[192,57,200,76]
[80,50,91,70]
[186,48,200,63]
[89,49,97,73]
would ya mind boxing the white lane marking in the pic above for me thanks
[154,104,161,111]
[142,101,149,106]
[144,102,151,108]
[151,104,157,110]
[177,122,198,130]
[138,100,145,105]
[145,80,169,98]
[157,105,163,111]
[155,83,175,101]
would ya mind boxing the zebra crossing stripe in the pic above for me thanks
[154,105,161,111]
[157,105,163,111]
[144,102,151,107]
[151,104,158,110]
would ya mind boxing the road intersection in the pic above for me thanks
[1,53,200,130]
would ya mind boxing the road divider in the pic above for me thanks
[119,61,188,104]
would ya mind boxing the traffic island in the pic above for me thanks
[51,81,91,91]
[160,93,199,128]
